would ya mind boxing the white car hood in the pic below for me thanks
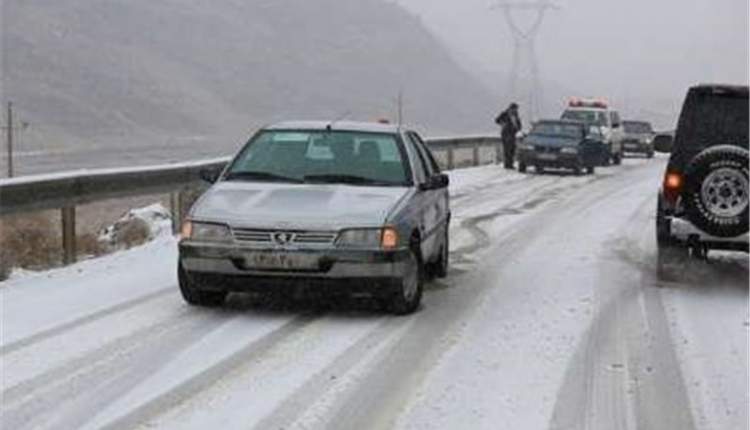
[192,181,410,230]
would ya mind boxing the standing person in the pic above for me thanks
[495,103,522,169]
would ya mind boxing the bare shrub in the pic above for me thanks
[0,247,12,281]
[0,200,173,281]
[114,218,151,249]
[76,232,106,258]
[0,213,61,276]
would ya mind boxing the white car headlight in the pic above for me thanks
[336,228,382,248]
[336,227,399,249]
[561,147,579,154]
[182,221,232,242]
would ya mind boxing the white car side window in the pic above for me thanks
[407,137,429,184]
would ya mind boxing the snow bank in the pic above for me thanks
[99,203,173,247]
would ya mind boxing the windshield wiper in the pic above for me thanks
[224,171,303,183]
[303,174,399,186]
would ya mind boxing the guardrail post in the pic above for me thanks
[61,206,76,265]
[170,191,183,235]
[472,143,480,166]
[447,147,455,170]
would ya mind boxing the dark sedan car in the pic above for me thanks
[518,120,605,174]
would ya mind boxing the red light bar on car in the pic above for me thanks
[568,97,608,108]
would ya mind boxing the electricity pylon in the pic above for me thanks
[492,1,558,121]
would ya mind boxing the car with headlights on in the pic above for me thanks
[517,120,603,175]
[178,121,450,314]
[622,120,655,158]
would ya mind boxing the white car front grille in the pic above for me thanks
[232,228,337,246]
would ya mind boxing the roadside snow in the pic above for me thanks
[661,254,749,430]
[99,203,173,245]
[0,235,178,348]
[448,163,510,194]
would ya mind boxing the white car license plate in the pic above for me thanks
[626,143,639,149]
[538,153,557,161]
[244,252,319,270]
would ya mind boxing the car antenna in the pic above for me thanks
[396,89,404,131]
[326,110,351,132]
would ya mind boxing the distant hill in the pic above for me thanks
[2,0,500,154]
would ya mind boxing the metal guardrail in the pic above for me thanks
[428,136,503,169]
[0,158,230,215]
[0,136,502,265]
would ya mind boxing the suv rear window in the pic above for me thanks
[672,88,749,169]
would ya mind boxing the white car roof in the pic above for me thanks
[265,120,402,134]
[564,106,610,112]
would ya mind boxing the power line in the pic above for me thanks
[491,0,559,122]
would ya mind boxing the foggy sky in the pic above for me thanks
[396,0,749,125]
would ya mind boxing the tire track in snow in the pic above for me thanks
[0,286,173,356]
[332,161,660,430]
[319,173,603,430]
[450,171,533,202]
[91,313,320,430]
[450,176,560,262]
[2,309,222,430]
[549,179,696,430]
[250,316,408,430]
[451,174,593,266]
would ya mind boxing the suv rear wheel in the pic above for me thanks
[683,145,749,237]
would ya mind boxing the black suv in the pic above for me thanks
[655,84,749,277]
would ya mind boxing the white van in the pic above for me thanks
[561,98,624,165]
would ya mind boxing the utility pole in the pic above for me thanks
[397,90,404,128]
[7,102,14,178]
[491,1,558,122]
[2,101,29,178]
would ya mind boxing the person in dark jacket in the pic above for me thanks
[495,103,522,169]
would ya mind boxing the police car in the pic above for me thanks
[561,98,624,165]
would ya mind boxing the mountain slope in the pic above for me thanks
[2,0,499,152]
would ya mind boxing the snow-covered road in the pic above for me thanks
[1,158,747,430]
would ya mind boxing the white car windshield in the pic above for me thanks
[226,130,410,186]
[562,110,608,126]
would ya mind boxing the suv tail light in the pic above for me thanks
[663,170,684,205]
